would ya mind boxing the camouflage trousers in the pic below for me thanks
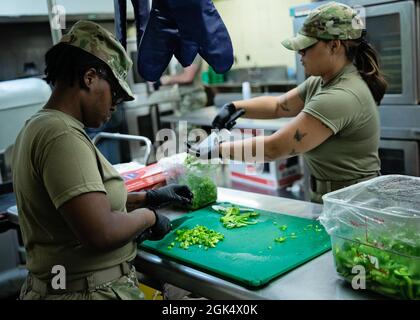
[19,264,144,300]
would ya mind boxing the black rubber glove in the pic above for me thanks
[212,102,237,130]
[136,228,152,244]
[153,79,162,91]
[136,209,172,243]
[149,210,172,241]
[146,184,193,209]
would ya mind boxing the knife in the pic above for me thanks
[211,205,255,213]
[189,108,245,156]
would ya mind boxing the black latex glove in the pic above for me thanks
[149,210,172,240]
[212,102,237,130]
[136,228,152,244]
[146,184,193,209]
[136,209,172,243]
[153,79,162,91]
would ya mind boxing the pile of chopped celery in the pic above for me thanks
[169,225,224,250]
[218,206,259,229]
[333,237,420,300]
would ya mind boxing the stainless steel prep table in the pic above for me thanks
[135,187,383,300]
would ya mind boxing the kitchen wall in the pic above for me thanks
[214,0,309,69]
[0,0,130,81]
[0,0,133,16]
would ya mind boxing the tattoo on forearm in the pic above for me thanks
[294,129,307,142]
[279,96,290,112]
[290,149,298,156]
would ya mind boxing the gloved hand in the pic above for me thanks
[153,79,162,91]
[186,140,222,160]
[149,210,172,241]
[136,228,152,244]
[136,209,172,243]
[212,102,237,130]
[146,184,193,209]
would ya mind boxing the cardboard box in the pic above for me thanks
[228,129,302,190]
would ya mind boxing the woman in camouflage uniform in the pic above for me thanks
[12,21,193,300]
[204,2,387,203]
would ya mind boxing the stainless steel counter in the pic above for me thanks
[135,187,383,300]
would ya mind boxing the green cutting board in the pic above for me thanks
[140,202,331,287]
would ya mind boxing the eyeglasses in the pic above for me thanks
[97,69,125,105]
[299,42,318,55]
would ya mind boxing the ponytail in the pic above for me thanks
[343,37,388,105]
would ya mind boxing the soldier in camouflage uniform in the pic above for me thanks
[209,2,386,203]
[12,20,193,300]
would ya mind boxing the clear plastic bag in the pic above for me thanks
[158,153,218,210]
[320,175,420,299]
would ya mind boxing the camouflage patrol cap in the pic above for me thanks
[60,20,134,101]
[282,2,365,51]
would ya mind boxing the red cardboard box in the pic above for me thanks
[115,162,167,192]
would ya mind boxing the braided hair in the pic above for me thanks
[44,43,110,89]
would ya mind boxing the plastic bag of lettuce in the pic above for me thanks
[158,153,218,209]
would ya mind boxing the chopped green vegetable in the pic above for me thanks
[275,237,287,243]
[174,225,224,250]
[333,237,420,300]
[279,225,288,231]
[217,206,259,229]
[177,155,218,209]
